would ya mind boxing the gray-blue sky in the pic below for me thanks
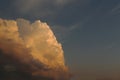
[1,0,120,79]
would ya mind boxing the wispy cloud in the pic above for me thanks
[51,22,84,43]
[13,0,74,17]
[109,3,120,16]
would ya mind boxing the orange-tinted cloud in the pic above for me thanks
[0,18,70,80]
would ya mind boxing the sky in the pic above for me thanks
[0,0,120,80]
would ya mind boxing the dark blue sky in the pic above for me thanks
[1,0,120,79]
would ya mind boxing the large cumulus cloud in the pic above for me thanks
[0,18,70,80]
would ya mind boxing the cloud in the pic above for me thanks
[0,18,70,80]
[13,0,74,17]
[110,3,120,16]
[50,21,85,43]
